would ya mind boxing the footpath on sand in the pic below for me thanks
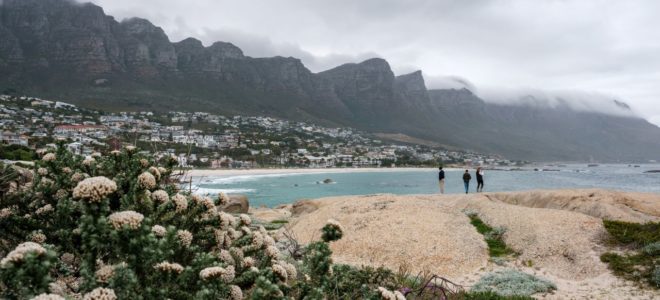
[251,189,660,299]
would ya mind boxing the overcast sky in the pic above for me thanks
[88,0,660,125]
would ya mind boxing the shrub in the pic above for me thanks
[471,269,556,297]
[601,220,659,288]
[603,220,660,247]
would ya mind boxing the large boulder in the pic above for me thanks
[290,199,319,216]
[221,194,249,213]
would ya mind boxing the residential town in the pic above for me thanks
[0,94,521,169]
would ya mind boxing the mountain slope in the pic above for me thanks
[1,0,660,162]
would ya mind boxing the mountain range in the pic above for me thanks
[2,0,660,162]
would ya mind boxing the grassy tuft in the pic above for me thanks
[600,220,660,288]
[603,220,660,247]
[467,213,515,257]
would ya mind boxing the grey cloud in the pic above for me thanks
[477,88,637,117]
[424,75,476,92]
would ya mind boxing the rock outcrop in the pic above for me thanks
[220,194,250,213]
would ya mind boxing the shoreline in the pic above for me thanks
[187,167,459,177]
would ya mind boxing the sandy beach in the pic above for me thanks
[187,167,449,177]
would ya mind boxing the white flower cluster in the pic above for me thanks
[0,207,12,219]
[1,242,47,267]
[30,294,65,300]
[202,197,215,211]
[154,261,185,274]
[110,150,120,156]
[108,211,144,230]
[95,265,115,283]
[172,193,188,212]
[219,250,234,265]
[218,212,235,228]
[215,229,232,249]
[62,167,72,174]
[151,190,169,203]
[218,192,230,205]
[83,287,117,300]
[199,265,235,283]
[73,177,117,202]
[281,261,297,281]
[125,145,136,152]
[71,172,87,183]
[137,172,156,190]
[377,287,406,300]
[82,156,96,166]
[148,166,161,180]
[177,230,193,247]
[91,152,102,158]
[265,245,280,259]
[60,253,75,266]
[37,167,49,176]
[242,257,255,268]
[239,214,251,226]
[40,178,54,187]
[272,264,288,282]
[55,189,69,201]
[139,159,149,167]
[151,225,167,237]
[35,204,53,215]
[229,285,243,300]
[30,231,47,244]
[42,153,56,162]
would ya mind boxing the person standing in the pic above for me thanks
[438,167,445,194]
[462,170,471,194]
[476,167,484,192]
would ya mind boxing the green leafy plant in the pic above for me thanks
[600,220,660,288]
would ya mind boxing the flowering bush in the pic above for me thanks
[0,146,415,300]
[0,146,543,299]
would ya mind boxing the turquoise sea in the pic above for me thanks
[192,165,660,207]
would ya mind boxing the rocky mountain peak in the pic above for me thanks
[207,41,244,59]
[120,18,163,36]
[396,70,426,92]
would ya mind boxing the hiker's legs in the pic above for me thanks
[464,182,469,194]
[439,180,445,194]
[477,181,483,192]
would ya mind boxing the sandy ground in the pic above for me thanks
[270,190,660,299]
[187,167,445,177]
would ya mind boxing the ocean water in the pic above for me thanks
[191,165,660,207]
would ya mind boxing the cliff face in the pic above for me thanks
[2,0,660,162]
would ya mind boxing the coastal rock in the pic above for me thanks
[220,194,249,213]
[484,189,660,223]
[290,200,319,216]
[288,190,659,283]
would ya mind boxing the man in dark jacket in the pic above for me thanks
[462,170,471,194]
[438,167,445,194]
